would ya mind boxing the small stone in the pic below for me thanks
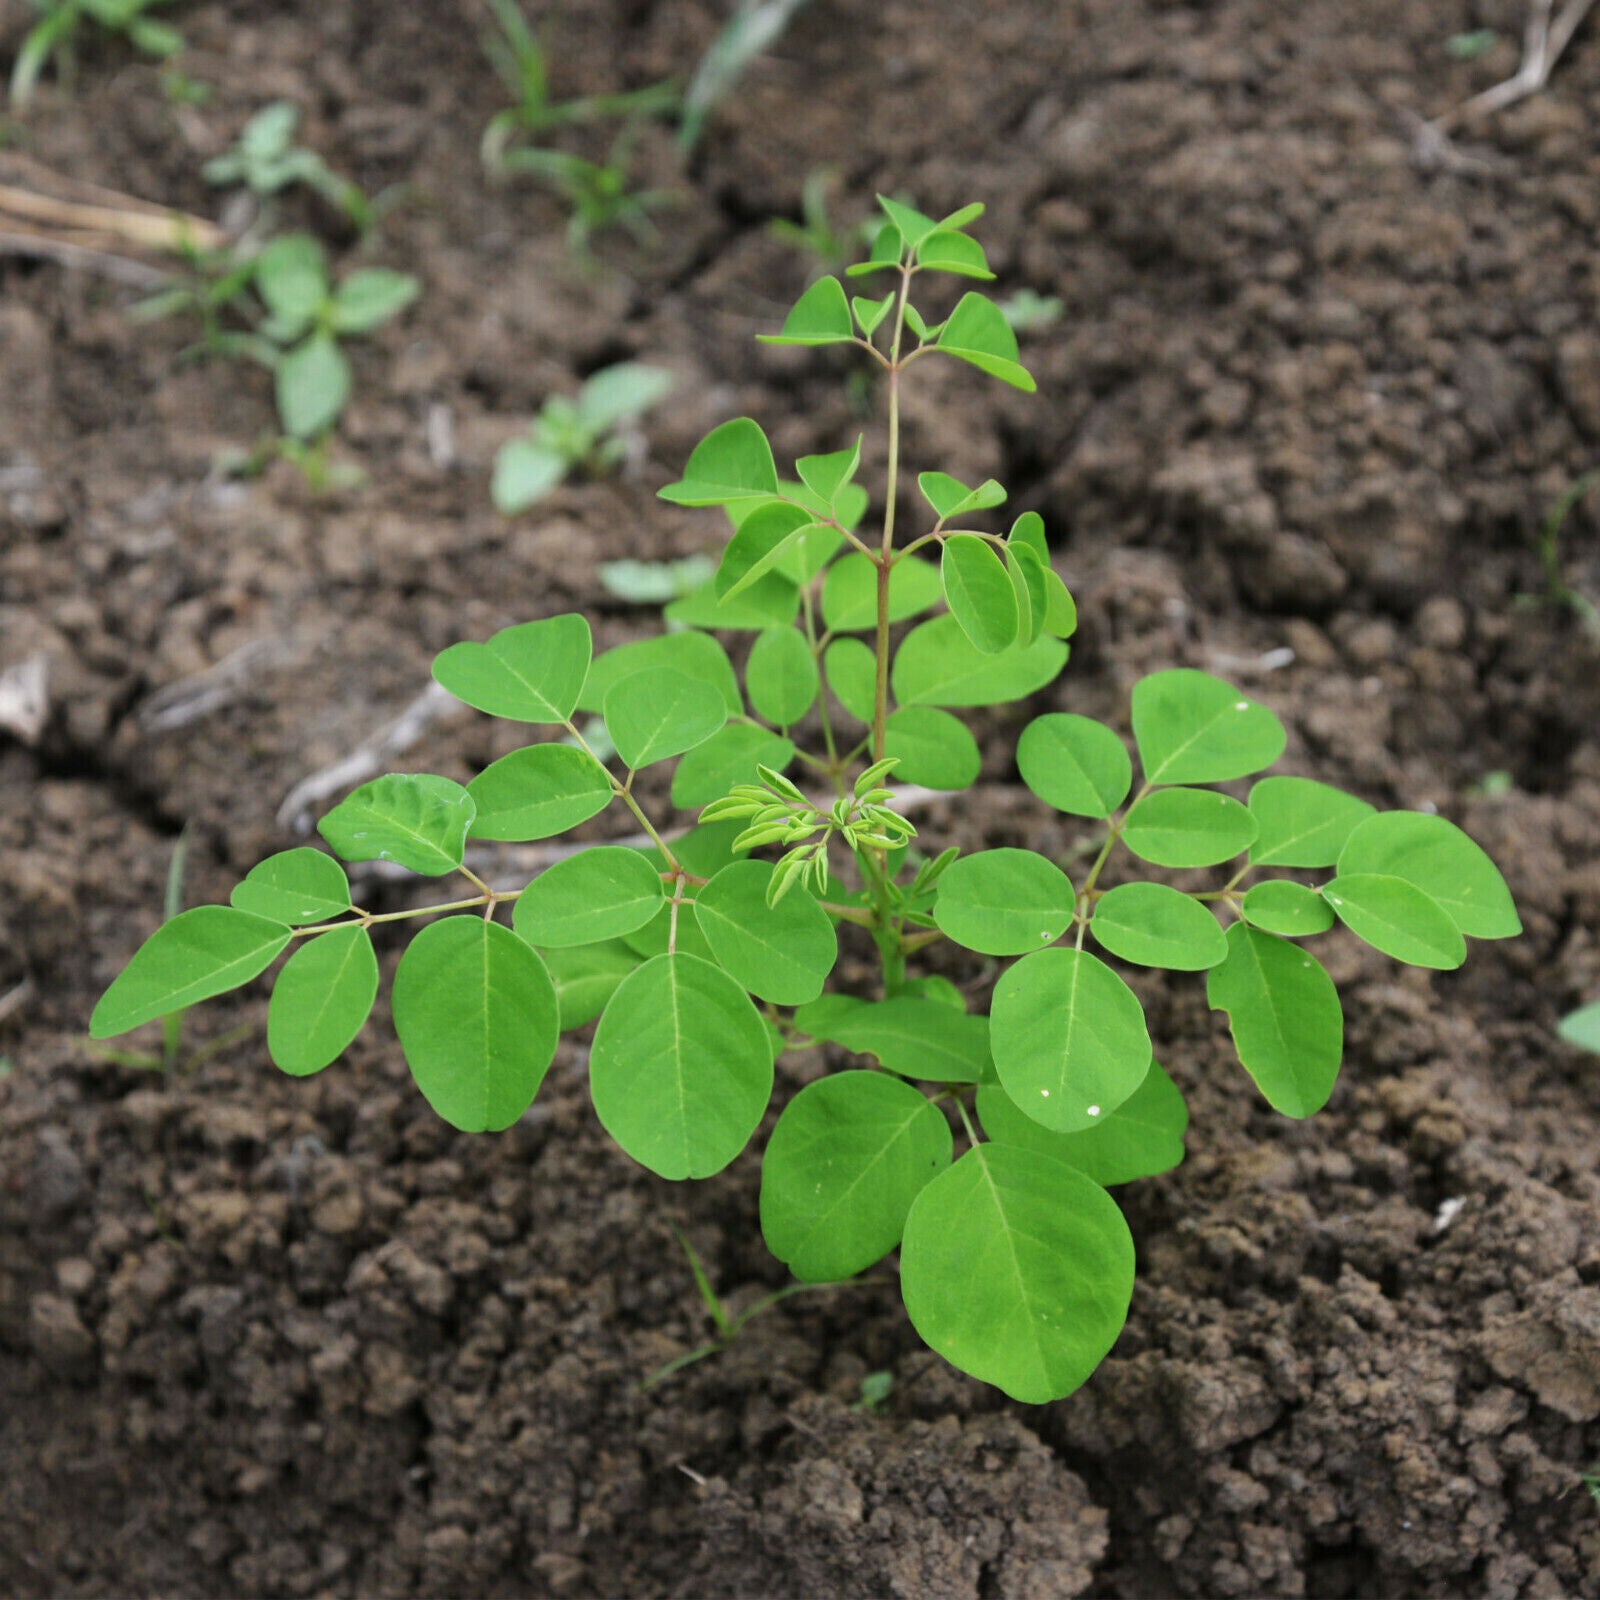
[29,1292,96,1378]
[1415,597,1467,651]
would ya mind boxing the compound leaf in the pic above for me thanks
[230,848,352,924]
[1132,670,1286,786]
[1091,883,1227,970]
[466,745,612,841]
[590,953,773,1179]
[1017,713,1131,819]
[900,1144,1134,1403]
[761,1071,951,1282]
[319,773,474,875]
[392,915,558,1132]
[90,907,291,1038]
[432,614,592,724]
[1206,923,1341,1117]
[267,924,377,1076]
[693,861,836,1005]
[933,848,1075,956]
[513,846,664,948]
[991,948,1150,1132]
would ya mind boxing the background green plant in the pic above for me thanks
[9,0,181,109]
[92,199,1520,1403]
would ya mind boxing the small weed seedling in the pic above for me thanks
[1533,468,1600,643]
[248,232,418,445]
[129,236,261,361]
[204,101,378,237]
[9,0,181,109]
[478,0,677,175]
[493,362,674,514]
[768,168,879,278]
[92,200,1521,1402]
[501,135,675,266]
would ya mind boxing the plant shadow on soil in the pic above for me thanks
[3,1,1600,1595]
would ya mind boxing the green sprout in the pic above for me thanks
[492,362,674,514]
[9,0,181,110]
[500,133,675,264]
[91,199,1521,1403]
[203,100,378,236]
[1533,468,1600,642]
[478,0,677,174]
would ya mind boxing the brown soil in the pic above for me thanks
[3,1,1600,1595]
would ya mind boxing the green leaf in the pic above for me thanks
[90,907,291,1038]
[824,638,877,723]
[658,417,780,505]
[915,229,994,279]
[976,1061,1188,1186]
[991,948,1151,1131]
[933,848,1075,956]
[758,275,855,346]
[692,861,837,1005]
[823,552,942,633]
[1132,670,1286,786]
[884,705,980,790]
[276,334,350,440]
[1006,542,1049,647]
[892,613,1067,707]
[1206,924,1341,1117]
[672,724,796,808]
[666,572,800,630]
[513,847,664,948]
[230,848,352,924]
[432,614,592,723]
[466,745,612,840]
[936,201,986,231]
[590,953,773,1179]
[1042,572,1078,639]
[319,773,475,875]
[876,195,938,249]
[1335,811,1520,939]
[329,268,419,334]
[1017,713,1131,818]
[267,925,378,1077]
[1240,880,1335,937]
[581,630,741,716]
[1558,1002,1600,1054]
[717,501,822,602]
[942,534,1019,655]
[492,437,569,512]
[918,472,1006,520]
[746,626,819,726]
[797,995,993,1084]
[1247,776,1376,868]
[621,900,717,964]
[846,221,904,276]
[796,437,862,505]
[1322,874,1466,970]
[392,916,558,1132]
[604,668,726,769]
[576,362,673,430]
[935,292,1036,391]
[761,1072,952,1282]
[774,517,849,584]
[254,234,326,330]
[1122,787,1259,868]
[1091,883,1227,970]
[900,1144,1134,1403]
[541,937,640,1030]
[852,294,892,336]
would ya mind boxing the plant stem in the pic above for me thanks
[871,263,912,766]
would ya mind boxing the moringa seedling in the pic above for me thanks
[493,361,674,514]
[91,199,1521,1402]
[9,0,182,110]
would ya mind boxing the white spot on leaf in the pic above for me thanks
[1086,1104,1101,1117]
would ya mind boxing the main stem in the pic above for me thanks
[871,264,912,765]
